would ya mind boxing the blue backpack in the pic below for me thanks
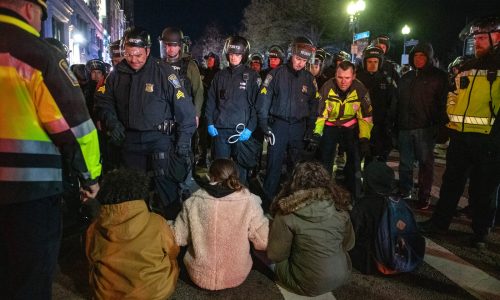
[374,195,426,274]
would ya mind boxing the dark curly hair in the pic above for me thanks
[208,159,243,192]
[271,161,351,213]
[96,168,150,205]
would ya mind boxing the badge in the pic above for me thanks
[145,83,154,92]
[168,74,181,89]
[176,90,185,99]
[302,85,308,93]
[59,59,79,87]
[263,74,273,87]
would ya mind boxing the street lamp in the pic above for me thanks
[347,0,366,62]
[401,24,411,55]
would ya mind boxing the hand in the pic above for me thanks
[80,182,99,203]
[239,128,252,142]
[306,133,321,152]
[176,144,191,157]
[359,138,371,158]
[108,122,125,144]
[208,125,218,137]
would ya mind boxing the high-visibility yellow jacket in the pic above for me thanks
[447,57,500,134]
[314,79,373,139]
[0,10,101,203]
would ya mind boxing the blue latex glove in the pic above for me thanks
[208,125,218,137]
[239,128,252,142]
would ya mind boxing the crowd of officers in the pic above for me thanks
[0,0,498,296]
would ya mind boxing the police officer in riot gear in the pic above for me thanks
[249,53,264,78]
[159,26,204,200]
[109,39,123,66]
[95,27,196,217]
[370,34,401,84]
[262,45,285,78]
[256,36,318,208]
[356,45,396,162]
[205,35,260,184]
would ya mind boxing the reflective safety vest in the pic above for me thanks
[447,68,500,134]
[314,79,373,139]
[0,12,101,203]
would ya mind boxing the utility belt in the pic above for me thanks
[156,119,176,135]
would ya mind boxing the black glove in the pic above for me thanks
[176,144,191,157]
[359,138,371,158]
[107,122,125,145]
[306,133,321,152]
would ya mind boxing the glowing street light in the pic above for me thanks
[402,24,411,55]
[347,0,366,62]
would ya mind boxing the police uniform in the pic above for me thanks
[256,63,318,204]
[205,64,260,183]
[314,79,372,198]
[430,50,500,237]
[0,6,101,297]
[95,56,196,209]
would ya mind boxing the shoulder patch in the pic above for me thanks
[176,90,185,100]
[263,74,273,87]
[260,87,267,95]
[168,74,182,89]
[97,85,105,94]
[59,59,79,87]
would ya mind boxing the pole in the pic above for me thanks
[403,35,406,55]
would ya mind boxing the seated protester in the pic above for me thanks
[174,158,269,290]
[267,161,354,296]
[86,169,179,300]
[349,161,396,274]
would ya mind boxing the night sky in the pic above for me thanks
[134,0,498,63]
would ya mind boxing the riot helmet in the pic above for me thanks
[371,34,390,53]
[159,27,187,62]
[447,56,465,75]
[85,59,107,73]
[333,50,351,65]
[223,35,250,65]
[362,45,384,71]
[289,36,316,62]
[109,40,122,58]
[250,53,263,72]
[45,38,69,58]
[26,0,48,21]
[307,47,326,76]
[121,26,152,49]
[267,45,285,69]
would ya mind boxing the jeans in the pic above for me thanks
[0,195,62,300]
[398,127,436,201]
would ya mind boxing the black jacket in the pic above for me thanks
[392,42,448,130]
[256,62,318,130]
[205,64,260,131]
[357,69,395,127]
[95,56,196,146]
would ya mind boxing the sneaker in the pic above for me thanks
[470,234,488,250]
[418,220,447,234]
[414,199,431,210]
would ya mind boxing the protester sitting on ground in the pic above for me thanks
[86,168,179,300]
[267,161,355,296]
[349,161,396,274]
[174,158,269,290]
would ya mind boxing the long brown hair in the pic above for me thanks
[272,161,351,213]
[208,158,243,191]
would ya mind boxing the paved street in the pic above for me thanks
[53,149,500,299]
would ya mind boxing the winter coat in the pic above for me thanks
[267,188,355,297]
[174,188,269,290]
[86,200,179,300]
[392,42,449,131]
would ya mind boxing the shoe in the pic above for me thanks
[415,199,431,210]
[418,220,447,234]
[470,234,487,250]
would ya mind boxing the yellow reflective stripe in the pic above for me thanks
[448,114,495,125]
[76,129,101,180]
[0,15,40,37]
[0,138,59,155]
[459,69,500,77]
[0,167,61,182]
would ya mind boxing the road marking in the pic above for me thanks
[425,238,500,299]
[277,285,336,299]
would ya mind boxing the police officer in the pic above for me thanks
[256,37,318,207]
[420,16,500,249]
[45,37,70,59]
[159,27,204,200]
[249,52,264,78]
[0,0,101,297]
[109,39,123,66]
[310,60,372,199]
[95,27,196,215]
[261,44,285,78]
[205,35,260,184]
[370,34,401,85]
[308,47,328,88]
[356,45,396,162]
